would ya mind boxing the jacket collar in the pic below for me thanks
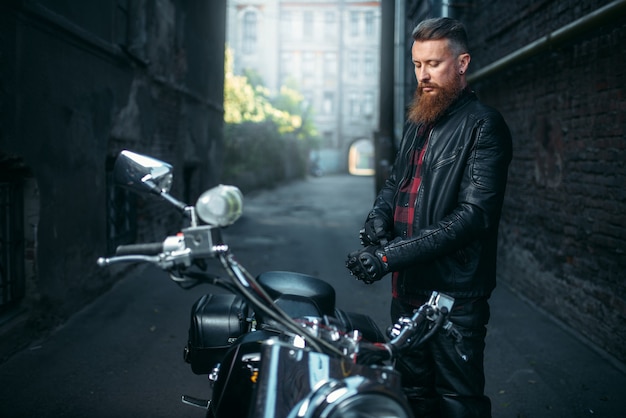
[443,86,475,118]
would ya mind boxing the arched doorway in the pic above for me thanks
[348,139,375,176]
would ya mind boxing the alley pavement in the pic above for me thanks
[0,174,625,417]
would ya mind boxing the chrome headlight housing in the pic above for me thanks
[289,376,412,418]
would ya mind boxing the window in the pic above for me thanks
[363,91,374,116]
[349,92,360,116]
[281,11,293,37]
[365,11,374,36]
[281,52,294,76]
[242,11,257,54]
[350,11,359,36]
[323,92,334,114]
[364,51,374,76]
[324,52,337,77]
[325,11,336,40]
[303,52,315,76]
[303,10,313,39]
[0,179,25,312]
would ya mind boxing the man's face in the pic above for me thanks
[407,39,470,124]
[411,39,466,94]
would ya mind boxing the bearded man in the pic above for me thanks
[346,17,512,418]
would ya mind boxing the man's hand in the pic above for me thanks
[360,215,390,246]
[346,246,389,284]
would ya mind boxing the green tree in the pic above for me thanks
[223,47,317,139]
[222,47,317,190]
[271,86,318,141]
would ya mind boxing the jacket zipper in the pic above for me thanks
[399,126,433,295]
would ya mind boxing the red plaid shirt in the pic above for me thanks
[391,123,432,301]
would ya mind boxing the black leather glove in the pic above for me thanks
[360,214,391,246]
[346,246,389,284]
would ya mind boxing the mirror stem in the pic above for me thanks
[184,206,198,227]
[159,191,189,212]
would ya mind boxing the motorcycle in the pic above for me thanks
[97,150,466,418]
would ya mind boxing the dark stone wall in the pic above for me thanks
[403,0,626,364]
[0,0,226,357]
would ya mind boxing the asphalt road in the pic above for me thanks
[1,174,625,417]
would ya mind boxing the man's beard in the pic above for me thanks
[407,77,463,125]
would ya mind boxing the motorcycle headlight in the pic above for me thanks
[195,184,243,227]
[290,377,412,418]
[321,393,411,418]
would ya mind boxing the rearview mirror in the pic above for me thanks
[113,150,173,195]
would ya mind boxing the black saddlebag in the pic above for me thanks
[184,293,250,374]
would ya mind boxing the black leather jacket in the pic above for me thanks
[372,90,512,298]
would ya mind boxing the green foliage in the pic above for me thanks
[271,86,318,141]
[223,47,317,139]
[242,68,265,89]
[222,121,307,191]
[222,46,318,190]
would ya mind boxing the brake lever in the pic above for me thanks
[97,254,163,266]
[97,248,193,269]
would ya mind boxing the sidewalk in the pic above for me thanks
[485,280,626,417]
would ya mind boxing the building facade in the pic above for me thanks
[0,0,227,359]
[227,0,381,173]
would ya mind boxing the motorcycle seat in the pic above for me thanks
[256,271,336,317]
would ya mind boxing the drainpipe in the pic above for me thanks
[394,0,406,142]
[375,0,397,192]
[467,0,626,84]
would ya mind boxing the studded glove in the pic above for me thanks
[346,246,389,284]
[360,214,391,246]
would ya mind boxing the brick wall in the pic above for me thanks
[0,1,227,360]
[463,0,626,364]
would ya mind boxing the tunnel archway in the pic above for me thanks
[348,139,375,176]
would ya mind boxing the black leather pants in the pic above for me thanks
[391,297,492,418]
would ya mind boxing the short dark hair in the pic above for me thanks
[412,17,469,55]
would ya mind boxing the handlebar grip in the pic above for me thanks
[115,242,164,256]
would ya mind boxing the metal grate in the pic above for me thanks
[0,180,26,313]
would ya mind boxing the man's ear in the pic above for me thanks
[458,53,471,73]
